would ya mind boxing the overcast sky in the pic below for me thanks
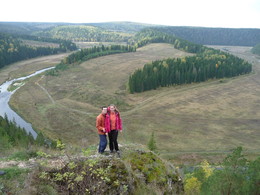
[1,0,260,28]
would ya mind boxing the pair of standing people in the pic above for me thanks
[96,104,122,154]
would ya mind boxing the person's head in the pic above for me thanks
[101,106,107,115]
[109,104,116,112]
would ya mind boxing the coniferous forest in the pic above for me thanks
[153,26,260,46]
[62,44,136,65]
[0,115,35,149]
[0,115,53,151]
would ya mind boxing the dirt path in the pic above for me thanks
[35,75,55,104]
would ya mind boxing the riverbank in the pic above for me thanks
[0,67,55,138]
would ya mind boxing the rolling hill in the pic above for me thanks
[1,21,259,46]
[151,26,260,46]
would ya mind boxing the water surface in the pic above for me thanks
[0,67,54,139]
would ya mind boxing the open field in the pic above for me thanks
[5,43,260,164]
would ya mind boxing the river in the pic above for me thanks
[0,67,54,139]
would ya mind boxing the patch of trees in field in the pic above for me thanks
[128,29,252,93]
[0,33,77,69]
[34,25,133,42]
[152,26,260,46]
[63,44,136,64]
[251,43,260,55]
[128,54,252,93]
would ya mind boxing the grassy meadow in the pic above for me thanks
[4,43,260,164]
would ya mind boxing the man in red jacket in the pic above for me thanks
[96,106,108,154]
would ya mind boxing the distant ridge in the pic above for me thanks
[0,21,259,46]
[84,21,162,33]
[152,26,260,46]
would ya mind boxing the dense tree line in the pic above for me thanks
[129,53,252,93]
[0,33,77,69]
[62,44,136,65]
[34,25,133,42]
[130,28,209,54]
[251,43,260,55]
[152,26,260,46]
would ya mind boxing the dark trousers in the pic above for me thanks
[98,134,107,153]
[108,130,119,152]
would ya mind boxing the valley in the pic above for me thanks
[2,43,260,163]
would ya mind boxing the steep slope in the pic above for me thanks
[0,144,183,194]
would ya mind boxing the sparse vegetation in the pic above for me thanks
[0,167,30,194]
[34,146,182,195]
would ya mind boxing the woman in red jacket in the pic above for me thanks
[105,104,122,153]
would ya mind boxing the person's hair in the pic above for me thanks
[109,104,119,112]
[101,106,107,110]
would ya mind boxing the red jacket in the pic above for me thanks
[105,107,122,133]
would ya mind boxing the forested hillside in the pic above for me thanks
[1,22,259,46]
[0,115,39,150]
[33,25,133,42]
[87,21,160,33]
[0,33,77,69]
[0,22,65,35]
[152,26,260,46]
